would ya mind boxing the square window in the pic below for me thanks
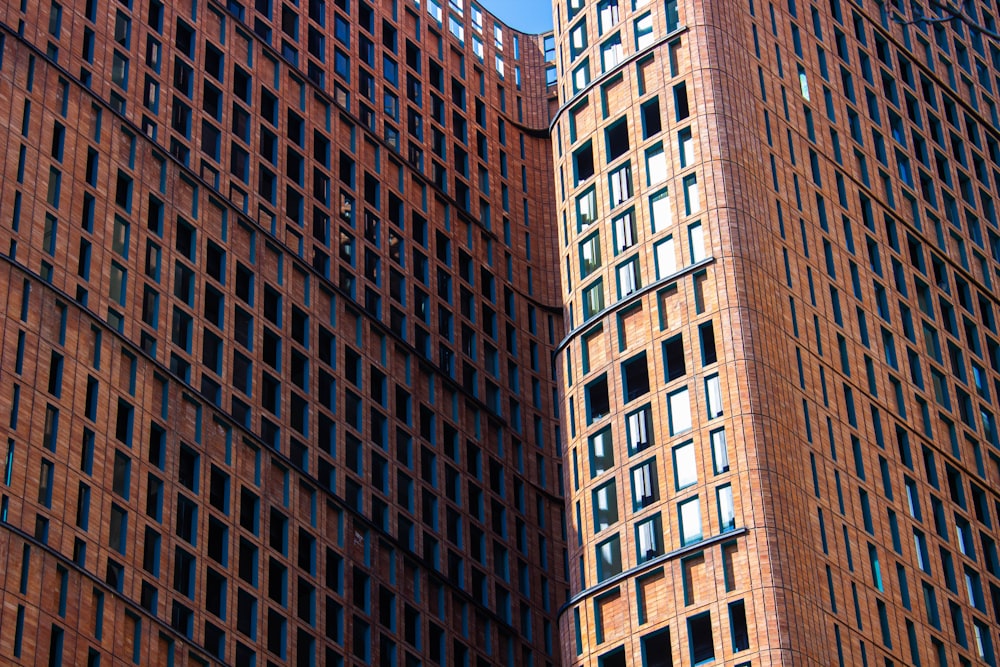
[622,354,650,401]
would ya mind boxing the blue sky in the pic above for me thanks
[482,0,554,33]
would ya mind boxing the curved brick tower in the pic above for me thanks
[552,0,1000,665]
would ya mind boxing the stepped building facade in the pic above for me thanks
[3,0,1000,665]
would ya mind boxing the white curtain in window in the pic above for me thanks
[633,462,653,505]
[628,410,648,449]
[706,375,723,418]
[610,165,632,206]
[618,261,637,296]
[614,213,634,252]
[638,519,658,558]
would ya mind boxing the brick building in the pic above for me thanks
[0,0,568,665]
[4,0,1000,665]
[553,0,1000,665]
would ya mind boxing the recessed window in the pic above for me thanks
[600,34,624,72]
[577,187,598,230]
[706,374,723,418]
[569,20,588,59]
[605,118,630,162]
[635,12,654,49]
[593,480,619,531]
[626,405,652,453]
[682,175,700,215]
[674,82,690,121]
[641,98,662,139]
[622,354,650,401]
[699,322,717,365]
[689,222,706,262]
[641,628,672,667]
[573,59,590,93]
[589,427,614,477]
[663,335,686,381]
[669,388,691,433]
[613,210,637,254]
[655,237,676,278]
[586,375,610,424]
[651,189,672,233]
[596,534,623,581]
[711,428,730,473]
[580,233,602,278]
[610,163,633,207]
[729,600,749,651]
[636,514,663,561]
[665,0,680,30]
[717,484,735,531]
[598,0,620,32]
[673,441,697,489]
[632,459,657,508]
[646,144,667,185]
[679,496,702,546]
[583,279,606,319]
[678,128,694,167]
[617,258,640,298]
[574,142,595,184]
